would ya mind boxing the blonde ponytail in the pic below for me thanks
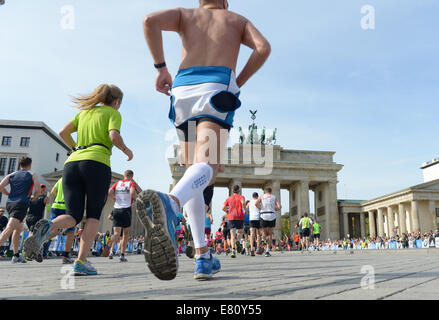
[73,84,123,110]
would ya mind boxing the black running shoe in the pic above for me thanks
[135,190,180,281]
[186,245,195,259]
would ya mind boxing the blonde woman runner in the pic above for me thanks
[24,84,133,276]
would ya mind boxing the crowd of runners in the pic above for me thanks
[0,0,273,281]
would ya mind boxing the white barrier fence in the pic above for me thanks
[310,237,439,251]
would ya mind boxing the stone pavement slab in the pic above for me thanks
[1,250,438,300]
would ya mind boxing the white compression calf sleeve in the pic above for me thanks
[170,162,213,207]
[184,193,207,249]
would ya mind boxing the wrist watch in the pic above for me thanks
[154,62,166,69]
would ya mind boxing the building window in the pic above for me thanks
[20,137,30,147]
[436,208,439,218]
[319,191,323,202]
[8,158,17,174]
[2,136,12,146]
[56,153,60,162]
[0,158,7,176]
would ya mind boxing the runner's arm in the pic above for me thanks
[109,129,133,161]
[255,196,262,210]
[59,122,77,149]
[32,174,41,197]
[108,187,116,201]
[130,186,137,202]
[236,20,271,88]
[222,199,229,213]
[0,175,10,196]
[51,184,57,197]
[143,8,181,64]
[143,8,182,95]
[275,198,282,211]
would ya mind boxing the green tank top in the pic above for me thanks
[313,223,321,234]
[301,217,311,229]
[51,178,66,210]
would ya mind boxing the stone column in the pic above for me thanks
[429,200,437,230]
[343,213,349,238]
[271,180,282,241]
[383,214,388,237]
[325,181,339,240]
[398,203,407,234]
[377,208,384,237]
[387,206,395,236]
[411,200,420,233]
[360,213,366,238]
[289,184,296,236]
[298,180,310,217]
[368,211,376,238]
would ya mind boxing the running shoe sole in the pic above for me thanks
[136,190,178,281]
[194,256,220,280]
[35,253,43,263]
[72,263,97,276]
[194,273,212,280]
[23,219,51,262]
[73,271,97,276]
[185,245,195,259]
[194,263,213,281]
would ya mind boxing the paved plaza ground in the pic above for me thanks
[1,249,439,300]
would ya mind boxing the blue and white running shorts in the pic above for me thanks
[169,66,241,141]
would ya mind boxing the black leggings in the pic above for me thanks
[63,160,112,225]
[176,117,231,142]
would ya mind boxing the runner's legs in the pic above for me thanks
[11,223,23,255]
[121,227,130,254]
[78,218,99,262]
[173,120,227,256]
[250,227,256,251]
[0,218,21,251]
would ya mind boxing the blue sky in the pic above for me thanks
[1,0,438,232]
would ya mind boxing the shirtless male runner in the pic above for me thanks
[137,0,270,281]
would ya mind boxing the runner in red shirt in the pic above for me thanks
[222,185,245,258]
[215,228,223,246]
[294,233,301,250]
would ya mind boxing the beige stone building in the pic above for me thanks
[42,170,144,237]
[168,143,343,241]
[339,169,439,239]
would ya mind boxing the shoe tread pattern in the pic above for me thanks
[136,190,178,281]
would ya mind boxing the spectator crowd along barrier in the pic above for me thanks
[305,233,439,251]
[0,231,145,258]
[2,229,438,259]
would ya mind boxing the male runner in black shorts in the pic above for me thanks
[108,170,138,262]
[0,157,40,263]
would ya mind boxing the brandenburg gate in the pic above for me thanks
[167,116,343,241]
